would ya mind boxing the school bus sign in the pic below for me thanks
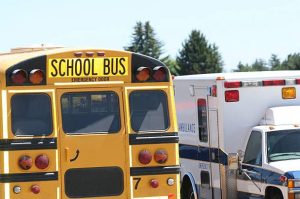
[49,57,128,77]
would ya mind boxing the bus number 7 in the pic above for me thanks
[133,177,141,190]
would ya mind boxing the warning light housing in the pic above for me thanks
[152,66,168,81]
[136,67,151,82]
[11,69,27,84]
[29,69,44,85]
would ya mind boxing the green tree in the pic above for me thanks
[233,62,252,72]
[269,54,281,70]
[124,21,163,59]
[161,56,180,75]
[252,59,269,71]
[176,30,223,75]
[281,53,300,70]
[234,59,269,72]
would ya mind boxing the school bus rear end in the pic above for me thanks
[0,48,180,199]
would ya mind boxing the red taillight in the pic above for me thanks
[29,69,44,84]
[211,85,217,97]
[279,175,287,183]
[35,154,49,170]
[152,66,167,81]
[18,155,33,170]
[138,149,152,165]
[225,90,239,102]
[150,179,159,188]
[224,81,241,88]
[296,79,300,84]
[136,67,151,82]
[11,69,27,84]
[197,99,206,106]
[262,79,285,86]
[31,185,40,194]
[154,149,168,164]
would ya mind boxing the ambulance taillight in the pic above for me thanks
[224,81,241,88]
[262,79,285,86]
[225,90,239,102]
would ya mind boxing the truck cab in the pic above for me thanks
[239,106,300,199]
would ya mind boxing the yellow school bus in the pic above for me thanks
[0,47,180,199]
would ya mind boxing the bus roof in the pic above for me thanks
[0,48,132,72]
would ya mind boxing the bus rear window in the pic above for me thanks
[129,90,169,132]
[11,93,52,136]
[61,91,120,134]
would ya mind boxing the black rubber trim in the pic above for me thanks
[0,138,57,151]
[0,172,58,183]
[129,132,178,145]
[130,166,180,176]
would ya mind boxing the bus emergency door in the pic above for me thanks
[56,87,127,199]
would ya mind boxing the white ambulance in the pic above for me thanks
[174,71,300,199]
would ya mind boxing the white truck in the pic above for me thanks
[174,71,300,199]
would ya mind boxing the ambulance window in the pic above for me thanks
[200,171,210,187]
[130,90,169,132]
[11,93,53,136]
[198,99,208,142]
[243,131,262,166]
[61,91,120,134]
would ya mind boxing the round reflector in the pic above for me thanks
[167,178,175,186]
[154,149,168,164]
[29,69,44,84]
[31,185,40,194]
[136,67,151,82]
[150,179,159,188]
[18,155,33,170]
[13,186,21,194]
[152,66,167,81]
[11,69,27,84]
[138,149,152,165]
[35,154,49,170]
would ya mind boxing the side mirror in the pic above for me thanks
[237,150,245,160]
[228,153,239,170]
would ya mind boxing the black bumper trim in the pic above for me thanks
[129,132,179,145]
[0,138,57,151]
[0,172,58,183]
[130,166,180,176]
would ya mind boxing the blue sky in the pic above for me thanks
[1,0,300,71]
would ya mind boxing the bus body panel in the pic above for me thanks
[0,48,180,199]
